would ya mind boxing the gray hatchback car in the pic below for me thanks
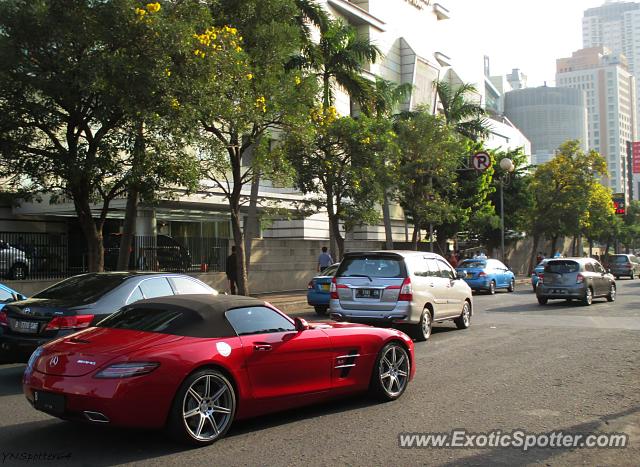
[536,258,615,306]
[329,251,473,341]
[607,254,640,279]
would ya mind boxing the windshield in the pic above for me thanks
[459,260,486,269]
[319,264,339,276]
[610,255,629,263]
[33,274,126,303]
[337,256,404,278]
[545,261,580,274]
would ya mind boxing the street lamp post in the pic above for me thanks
[499,158,515,264]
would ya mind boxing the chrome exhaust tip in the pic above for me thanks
[83,411,110,423]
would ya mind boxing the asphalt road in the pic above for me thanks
[0,280,638,466]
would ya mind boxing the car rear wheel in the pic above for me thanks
[168,369,236,446]
[507,279,515,292]
[607,283,616,302]
[411,308,432,342]
[10,263,27,280]
[537,296,548,305]
[454,301,471,330]
[314,306,328,316]
[488,280,496,295]
[369,342,410,401]
[582,287,593,306]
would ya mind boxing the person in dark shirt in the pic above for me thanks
[226,246,238,295]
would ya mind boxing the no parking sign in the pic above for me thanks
[471,152,491,171]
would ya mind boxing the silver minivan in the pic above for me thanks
[329,251,473,341]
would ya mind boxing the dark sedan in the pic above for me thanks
[0,272,217,363]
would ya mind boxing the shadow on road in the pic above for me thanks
[438,404,640,467]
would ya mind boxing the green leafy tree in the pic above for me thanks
[392,109,465,250]
[283,109,393,259]
[0,0,145,271]
[528,140,608,271]
[180,0,317,295]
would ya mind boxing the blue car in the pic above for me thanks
[456,258,515,294]
[530,259,550,291]
[307,263,339,315]
[0,283,26,310]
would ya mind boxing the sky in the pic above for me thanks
[442,0,608,87]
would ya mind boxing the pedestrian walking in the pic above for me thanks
[317,246,333,273]
[226,246,238,295]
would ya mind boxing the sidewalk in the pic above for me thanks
[253,276,532,315]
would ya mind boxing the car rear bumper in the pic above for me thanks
[536,285,586,300]
[307,291,330,306]
[0,332,50,363]
[329,300,418,324]
[464,278,493,290]
[609,268,633,276]
[23,369,172,428]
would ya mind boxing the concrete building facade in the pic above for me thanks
[504,86,589,166]
[556,47,637,198]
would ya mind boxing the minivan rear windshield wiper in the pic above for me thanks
[342,274,373,282]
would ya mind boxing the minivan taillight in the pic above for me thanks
[330,277,346,299]
[398,277,413,302]
[44,314,95,331]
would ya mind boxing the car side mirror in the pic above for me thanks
[294,317,309,332]
[456,270,468,280]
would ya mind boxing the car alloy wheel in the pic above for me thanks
[607,283,616,302]
[508,279,515,292]
[537,296,548,305]
[412,309,432,342]
[169,369,236,445]
[582,287,593,306]
[370,343,410,401]
[488,280,496,295]
[454,301,471,330]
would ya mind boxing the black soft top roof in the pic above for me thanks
[120,294,266,338]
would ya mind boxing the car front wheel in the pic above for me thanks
[369,342,410,401]
[507,279,515,292]
[168,369,236,446]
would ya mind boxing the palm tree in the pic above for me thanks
[435,81,490,141]
[293,0,329,38]
[290,19,381,110]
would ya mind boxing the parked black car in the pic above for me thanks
[0,272,217,363]
[104,234,192,272]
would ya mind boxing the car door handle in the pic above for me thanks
[254,344,272,352]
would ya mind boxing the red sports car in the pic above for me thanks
[23,295,415,445]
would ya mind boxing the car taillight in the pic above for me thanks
[44,314,94,331]
[538,273,544,284]
[478,272,487,277]
[0,311,8,327]
[398,277,413,301]
[624,263,632,269]
[576,273,584,284]
[94,362,159,379]
[330,277,347,299]
[307,280,314,289]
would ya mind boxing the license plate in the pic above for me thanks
[10,319,39,334]
[34,391,65,415]
[356,288,380,299]
[321,284,330,291]
[552,289,566,294]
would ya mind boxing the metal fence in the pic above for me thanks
[0,232,69,280]
[0,232,228,280]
